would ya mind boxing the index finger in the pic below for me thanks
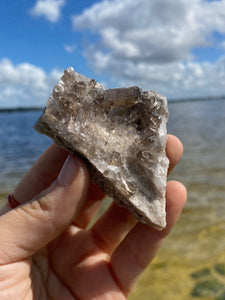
[166,134,183,174]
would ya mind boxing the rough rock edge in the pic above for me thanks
[34,67,169,230]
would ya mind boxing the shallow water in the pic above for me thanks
[130,99,225,300]
[0,100,225,299]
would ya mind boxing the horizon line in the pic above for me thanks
[0,95,225,112]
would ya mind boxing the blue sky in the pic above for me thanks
[1,0,225,108]
[0,0,97,76]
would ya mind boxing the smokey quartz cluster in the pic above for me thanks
[34,67,169,230]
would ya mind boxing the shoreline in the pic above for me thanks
[0,107,44,113]
[1,97,225,112]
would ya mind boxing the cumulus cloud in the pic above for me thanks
[0,59,62,108]
[30,0,65,23]
[64,44,77,53]
[72,0,225,98]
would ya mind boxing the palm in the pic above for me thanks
[8,222,128,300]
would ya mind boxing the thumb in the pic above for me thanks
[0,155,89,264]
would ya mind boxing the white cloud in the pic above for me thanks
[64,44,77,53]
[106,58,225,99]
[30,0,65,23]
[221,40,225,50]
[72,0,225,98]
[0,59,62,108]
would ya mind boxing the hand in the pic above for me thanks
[0,135,186,300]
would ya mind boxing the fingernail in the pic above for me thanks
[57,155,78,186]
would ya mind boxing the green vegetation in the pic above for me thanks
[191,268,211,279]
[191,279,224,298]
[215,264,225,276]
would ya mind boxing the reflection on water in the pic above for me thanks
[0,100,225,299]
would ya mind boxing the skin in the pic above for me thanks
[0,134,187,300]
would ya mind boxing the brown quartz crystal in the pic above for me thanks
[34,67,169,230]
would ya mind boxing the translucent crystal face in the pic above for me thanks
[34,67,169,230]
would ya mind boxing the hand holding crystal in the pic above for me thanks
[0,136,186,299]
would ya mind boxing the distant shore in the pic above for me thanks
[0,107,44,113]
[0,96,225,112]
[169,95,225,103]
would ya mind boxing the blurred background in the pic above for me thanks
[1,1,225,299]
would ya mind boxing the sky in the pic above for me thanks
[0,0,225,108]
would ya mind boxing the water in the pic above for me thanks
[0,111,51,195]
[131,99,225,300]
[168,99,225,211]
[0,101,225,299]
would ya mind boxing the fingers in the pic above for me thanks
[90,203,137,253]
[74,134,183,229]
[74,182,105,228]
[13,134,181,206]
[8,143,105,228]
[166,134,183,174]
[14,143,69,204]
[86,134,183,253]
[110,181,187,296]
[3,134,182,231]
[0,155,89,264]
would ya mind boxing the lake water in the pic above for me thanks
[0,100,225,299]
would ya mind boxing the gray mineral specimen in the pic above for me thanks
[34,67,169,230]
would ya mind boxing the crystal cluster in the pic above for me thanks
[34,67,169,230]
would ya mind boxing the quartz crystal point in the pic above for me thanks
[34,67,169,230]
